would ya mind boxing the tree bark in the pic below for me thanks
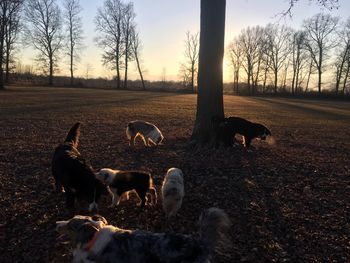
[191,0,226,146]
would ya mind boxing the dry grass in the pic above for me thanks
[0,86,349,262]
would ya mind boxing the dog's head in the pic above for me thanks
[56,215,108,245]
[256,124,271,140]
[156,133,165,145]
[96,168,117,184]
[165,167,184,186]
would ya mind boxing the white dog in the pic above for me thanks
[126,120,164,146]
[161,168,184,219]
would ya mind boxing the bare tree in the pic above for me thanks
[265,24,292,93]
[130,29,146,90]
[122,2,135,89]
[0,0,23,89]
[180,31,199,93]
[179,62,191,88]
[63,0,84,86]
[23,0,63,85]
[4,1,22,84]
[191,0,226,146]
[334,18,350,94]
[227,37,243,94]
[95,0,124,89]
[237,26,264,95]
[342,54,350,94]
[303,13,339,93]
[290,30,308,94]
[282,0,339,17]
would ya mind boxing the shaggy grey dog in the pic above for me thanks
[56,208,231,263]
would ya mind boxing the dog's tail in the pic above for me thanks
[198,208,231,252]
[148,176,157,205]
[65,122,81,148]
[126,122,134,141]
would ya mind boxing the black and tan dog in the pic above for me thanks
[56,208,230,263]
[213,116,271,148]
[52,123,108,212]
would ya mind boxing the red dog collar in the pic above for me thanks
[85,231,100,252]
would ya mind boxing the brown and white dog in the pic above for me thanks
[56,208,231,263]
[161,168,184,219]
[96,168,157,208]
[126,120,164,146]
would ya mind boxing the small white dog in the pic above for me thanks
[161,168,184,219]
[126,120,164,146]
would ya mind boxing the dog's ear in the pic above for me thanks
[91,215,108,227]
[56,220,69,233]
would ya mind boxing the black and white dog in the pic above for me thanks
[56,208,231,263]
[213,116,271,148]
[52,123,108,211]
[96,168,157,208]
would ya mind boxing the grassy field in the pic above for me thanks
[0,86,349,262]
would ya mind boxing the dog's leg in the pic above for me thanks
[142,136,149,146]
[244,136,252,148]
[65,189,75,210]
[133,134,138,146]
[107,186,115,206]
[109,194,120,208]
[149,187,157,205]
[109,189,121,208]
[136,190,146,207]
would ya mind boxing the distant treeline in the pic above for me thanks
[226,14,350,96]
[8,72,350,100]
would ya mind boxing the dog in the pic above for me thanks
[56,208,231,263]
[96,168,157,208]
[213,116,271,148]
[126,120,164,146]
[161,168,184,219]
[52,122,108,212]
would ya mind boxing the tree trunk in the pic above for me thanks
[318,51,322,93]
[318,68,322,93]
[274,69,278,94]
[191,0,226,146]
[342,63,350,94]
[135,54,145,90]
[5,47,10,84]
[305,61,313,93]
[116,48,121,89]
[70,44,74,86]
[0,9,6,90]
[49,55,53,85]
[295,66,300,93]
[191,62,195,93]
[124,33,129,89]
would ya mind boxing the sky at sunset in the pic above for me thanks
[19,0,350,82]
